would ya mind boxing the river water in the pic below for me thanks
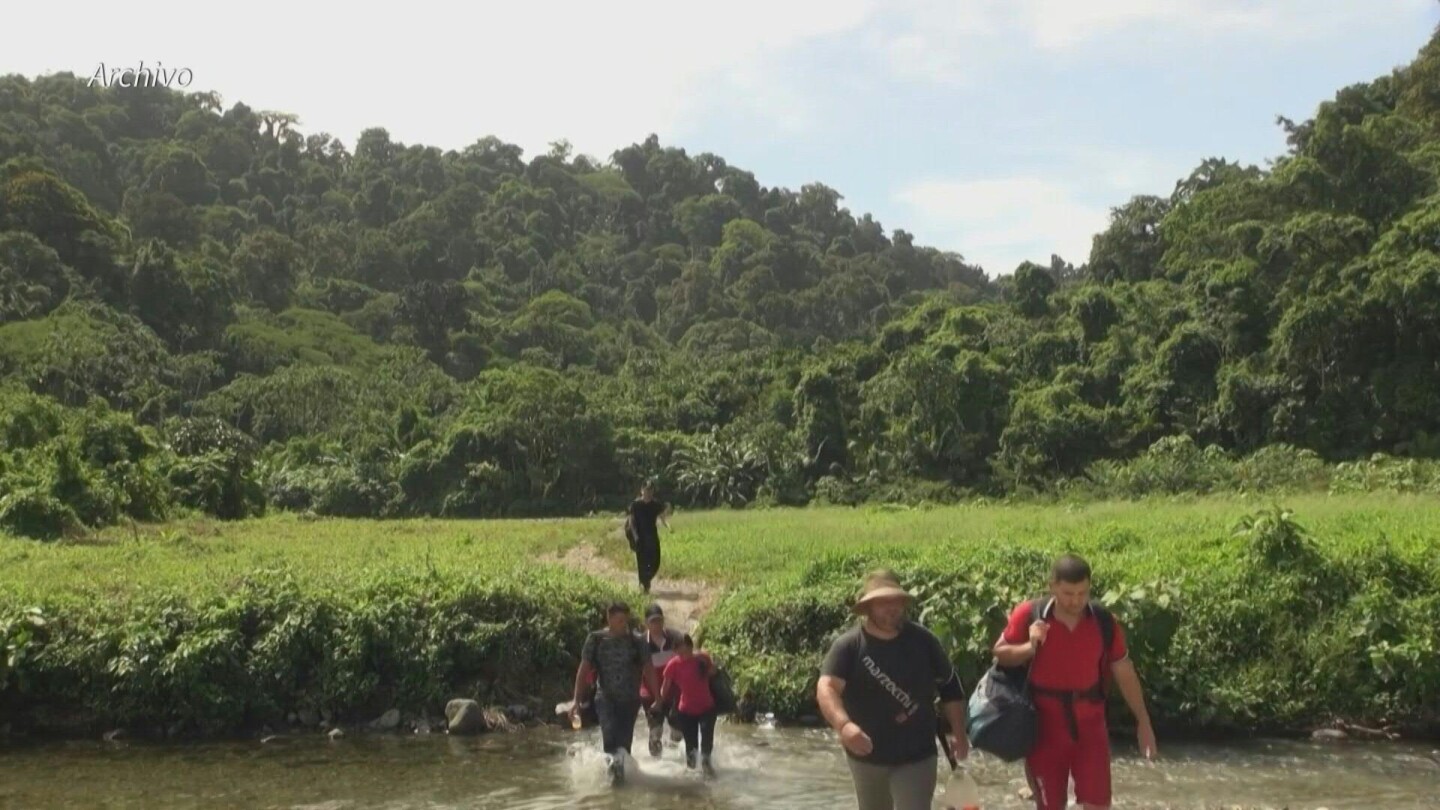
[1,721,1435,809]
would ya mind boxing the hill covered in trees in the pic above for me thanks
[2,29,1440,538]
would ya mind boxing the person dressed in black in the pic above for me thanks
[626,482,671,594]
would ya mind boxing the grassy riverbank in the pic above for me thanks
[0,515,627,737]
[690,495,1440,738]
[3,495,1439,739]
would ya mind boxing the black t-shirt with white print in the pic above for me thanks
[819,620,956,766]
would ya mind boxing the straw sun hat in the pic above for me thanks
[851,569,914,614]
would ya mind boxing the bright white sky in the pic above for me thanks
[5,0,1438,275]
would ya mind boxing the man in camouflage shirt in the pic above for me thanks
[572,601,661,784]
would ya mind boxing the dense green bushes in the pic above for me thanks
[0,565,629,737]
[0,387,173,538]
[1059,435,1440,500]
[0,389,268,539]
[701,506,1440,736]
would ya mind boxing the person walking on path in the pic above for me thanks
[626,481,671,594]
[817,569,969,810]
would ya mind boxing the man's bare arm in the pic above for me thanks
[992,637,1037,667]
[942,699,967,737]
[1111,658,1151,726]
[1112,657,1158,758]
[816,675,853,733]
[572,660,593,706]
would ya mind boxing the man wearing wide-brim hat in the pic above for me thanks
[817,569,969,810]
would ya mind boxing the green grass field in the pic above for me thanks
[591,493,1440,585]
[0,513,611,606]
[3,493,1438,738]
[6,492,1438,609]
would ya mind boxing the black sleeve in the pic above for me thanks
[581,632,598,666]
[820,631,857,680]
[922,627,965,701]
[922,627,952,678]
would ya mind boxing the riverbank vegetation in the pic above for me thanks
[696,496,1440,739]
[0,516,625,737]
[3,495,1437,740]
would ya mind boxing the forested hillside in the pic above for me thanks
[2,29,1440,537]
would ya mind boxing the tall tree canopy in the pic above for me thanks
[3,27,1440,534]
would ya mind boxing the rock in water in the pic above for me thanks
[1312,728,1348,742]
[371,709,401,731]
[505,704,533,723]
[446,699,487,735]
[298,708,320,728]
[328,728,345,740]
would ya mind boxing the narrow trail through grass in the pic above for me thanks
[543,523,719,634]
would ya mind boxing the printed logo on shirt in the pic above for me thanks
[861,654,919,724]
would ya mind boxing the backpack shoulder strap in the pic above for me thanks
[587,631,605,674]
[1090,600,1115,658]
[1013,597,1049,679]
[1090,600,1116,691]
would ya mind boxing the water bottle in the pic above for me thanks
[938,762,981,810]
[570,705,584,731]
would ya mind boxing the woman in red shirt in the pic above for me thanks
[653,634,718,774]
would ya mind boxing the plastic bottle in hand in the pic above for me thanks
[570,707,584,731]
[938,763,982,810]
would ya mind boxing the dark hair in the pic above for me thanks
[679,633,695,648]
[607,601,631,616]
[1050,554,1092,584]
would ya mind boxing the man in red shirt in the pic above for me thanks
[993,554,1158,810]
